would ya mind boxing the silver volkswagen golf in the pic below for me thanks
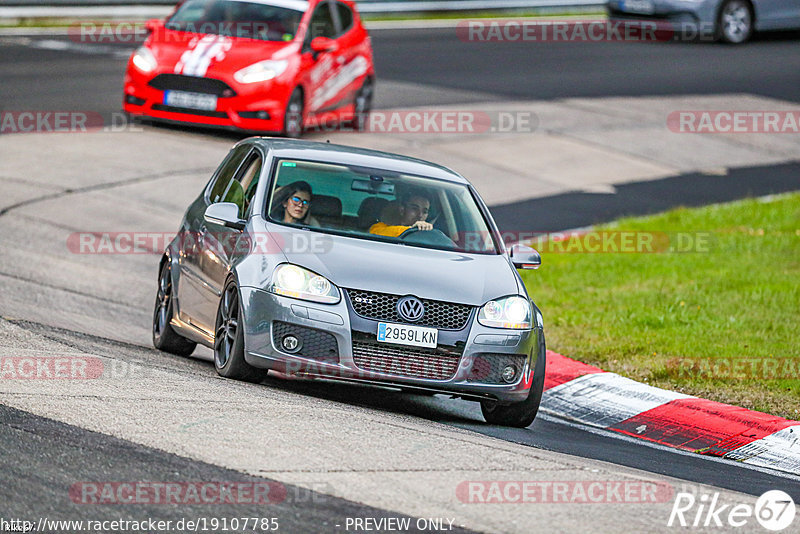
[608,0,800,44]
[152,138,546,427]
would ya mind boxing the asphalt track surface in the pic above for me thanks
[2,25,800,531]
[3,25,800,117]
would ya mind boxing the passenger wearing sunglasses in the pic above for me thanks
[270,180,318,226]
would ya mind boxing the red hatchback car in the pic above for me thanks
[123,0,375,136]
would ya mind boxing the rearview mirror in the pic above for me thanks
[509,244,541,270]
[144,18,164,34]
[204,203,245,231]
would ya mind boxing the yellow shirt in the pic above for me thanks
[369,221,410,237]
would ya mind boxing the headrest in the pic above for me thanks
[357,197,390,228]
[311,194,342,218]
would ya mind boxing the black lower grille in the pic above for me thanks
[238,110,271,120]
[272,321,338,363]
[351,341,461,380]
[346,289,472,330]
[151,104,228,118]
[467,353,527,384]
[148,74,236,97]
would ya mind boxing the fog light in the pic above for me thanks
[282,335,301,353]
[257,110,269,119]
[501,365,517,383]
[125,94,146,106]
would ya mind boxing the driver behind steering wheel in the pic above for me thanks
[369,192,433,237]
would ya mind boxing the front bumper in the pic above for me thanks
[122,69,290,132]
[239,287,543,404]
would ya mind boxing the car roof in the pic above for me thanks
[245,137,470,185]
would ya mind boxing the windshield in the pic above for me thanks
[167,0,304,42]
[266,159,500,254]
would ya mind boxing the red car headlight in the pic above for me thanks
[131,46,157,73]
[234,59,289,84]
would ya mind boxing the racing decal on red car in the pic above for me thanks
[174,34,232,77]
[308,55,368,111]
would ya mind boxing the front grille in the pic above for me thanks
[151,104,228,118]
[352,341,461,381]
[272,321,339,363]
[346,289,472,330]
[467,353,527,384]
[148,74,237,97]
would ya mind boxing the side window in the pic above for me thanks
[336,2,353,34]
[237,153,263,217]
[307,1,336,40]
[208,145,250,205]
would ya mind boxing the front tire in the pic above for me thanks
[214,279,267,383]
[152,260,197,356]
[282,88,304,138]
[717,0,753,44]
[481,333,546,428]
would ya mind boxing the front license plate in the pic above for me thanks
[164,90,218,111]
[620,0,654,14]
[377,322,438,349]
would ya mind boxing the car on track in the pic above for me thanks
[152,138,547,427]
[607,0,800,44]
[123,0,375,136]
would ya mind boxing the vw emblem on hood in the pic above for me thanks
[397,296,424,323]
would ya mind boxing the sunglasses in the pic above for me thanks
[290,196,310,206]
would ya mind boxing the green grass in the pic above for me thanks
[521,193,800,420]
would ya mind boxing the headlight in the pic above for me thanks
[478,296,532,329]
[268,264,340,304]
[131,46,157,73]
[234,59,288,84]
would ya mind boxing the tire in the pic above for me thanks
[152,260,197,356]
[352,78,373,131]
[717,0,753,44]
[214,278,267,383]
[480,333,546,428]
[282,88,304,138]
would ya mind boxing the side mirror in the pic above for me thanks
[310,36,339,54]
[204,203,245,231]
[509,244,541,270]
[144,18,164,34]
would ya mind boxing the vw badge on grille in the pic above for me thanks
[397,296,424,322]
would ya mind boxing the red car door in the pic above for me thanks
[297,0,343,117]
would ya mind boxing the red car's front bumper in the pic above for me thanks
[123,69,291,133]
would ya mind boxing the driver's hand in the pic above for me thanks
[413,221,433,231]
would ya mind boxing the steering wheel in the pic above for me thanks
[398,226,457,249]
[398,226,420,239]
